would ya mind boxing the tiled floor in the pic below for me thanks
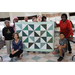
[0,37,75,62]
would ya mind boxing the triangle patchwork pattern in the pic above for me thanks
[17,24,22,29]
[16,30,21,34]
[23,38,28,43]
[29,43,34,47]
[41,24,47,30]
[47,44,52,49]
[41,25,45,30]
[47,31,52,37]
[41,31,45,36]
[22,24,27,29]
[29,31,33,35]
[34,31,39,37]
[41,37,46,42]
[19,31,22,36]
[29,24,34,30]
[35,25,40,31]
[16,25,22,30]
[22,31,27,36]
[48,25,53,30]
[48,37,53,43]
[30,37,34,42]
[35,44,40,49]
[41,43,46,48]
[23,25,28,30]
[36,38,40,43]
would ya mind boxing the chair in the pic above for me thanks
[72,55,75,61]
[0,56,3,61]
[0,40,5,61]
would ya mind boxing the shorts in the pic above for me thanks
[53,47,66,53]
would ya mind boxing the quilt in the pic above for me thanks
[15,22,54,52]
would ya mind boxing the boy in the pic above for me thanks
[52,32,67,61]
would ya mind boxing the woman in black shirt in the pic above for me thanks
[2,20,14,55]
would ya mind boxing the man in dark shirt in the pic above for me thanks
[2,20,14,55]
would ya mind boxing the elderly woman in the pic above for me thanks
[2,20,14,55]
[55,13,73,54]
[9,33,23,60]
[32,17,37,22]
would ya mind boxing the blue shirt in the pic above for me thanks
[12,39,23,51]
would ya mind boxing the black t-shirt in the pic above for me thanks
[2,27,14,40]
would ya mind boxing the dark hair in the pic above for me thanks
[61,13,67,19]
[13,33,19,39]
[60,32,65,35]
[42,16,46,21]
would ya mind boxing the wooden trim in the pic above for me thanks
[42,13,62,18]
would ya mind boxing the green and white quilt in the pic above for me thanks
[15,22,54,52]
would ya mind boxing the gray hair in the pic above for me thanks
[4,20,10,24]
[32,17,37,21]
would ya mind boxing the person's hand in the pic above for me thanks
[55,22,57,25]
[55,44,59,46]
[13,51,16,54]
[55,44,61,47]
[68,36,73,39]
[3,37,5,40]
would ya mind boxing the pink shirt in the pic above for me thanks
[10,24,15,32]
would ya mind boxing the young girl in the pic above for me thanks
[9,33,23,60]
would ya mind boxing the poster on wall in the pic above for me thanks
[15,22,54,52]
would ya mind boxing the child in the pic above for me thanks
[52,32,67,61]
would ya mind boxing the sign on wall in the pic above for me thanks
[15,22,54,52]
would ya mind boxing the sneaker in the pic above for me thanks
[57,56,63,61]
[11,58,13,61]
[69,51,72,54]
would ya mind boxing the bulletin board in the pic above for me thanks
[15,22,54,52]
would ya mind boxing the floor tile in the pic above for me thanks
[31,56,41,61]
[26,54,36,59]
[46,60,55,62]
[49,57,58,62]
[17,57,29,62]
[23,53,29,57]
[26,59,36,62]
[36,54,46,57]
[43,55,52,59]
[37,58,48,62]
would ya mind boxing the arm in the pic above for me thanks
[56,44,66,48]
[17,40,22,51]
[60,44,66,48]
[55,21,61,27]
[12,41,14,50]
[67,21,73,37]
[2,28,5,36]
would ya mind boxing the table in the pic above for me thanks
[68,37,75,61]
